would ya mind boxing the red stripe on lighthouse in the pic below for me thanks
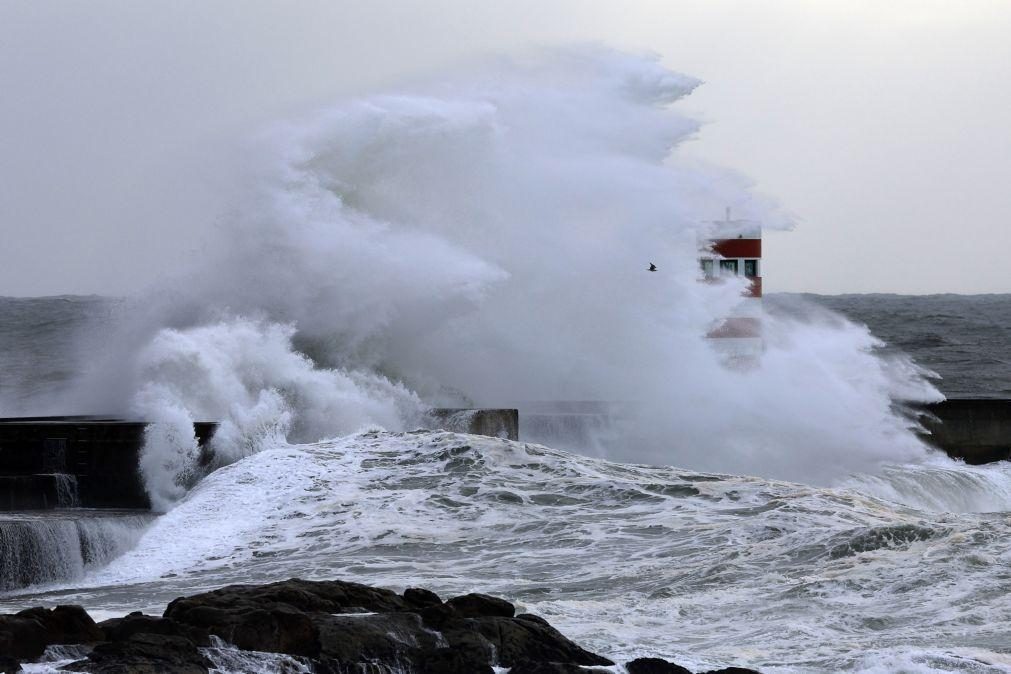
[712,239,761,258]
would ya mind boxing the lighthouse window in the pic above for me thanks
[719,259,738,275]
[744,259,757,277]
[700,259,714,277]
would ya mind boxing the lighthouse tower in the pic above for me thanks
[699,208,763,364]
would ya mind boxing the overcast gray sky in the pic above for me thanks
[1,0,1009,296]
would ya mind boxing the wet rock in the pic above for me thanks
[316,612,441,662]
[64,633,211,673]
[0,605,101,660]
[445,592,515,618]
[6,579,760,673]
[510,661,613,674]
[97,612,210,647]
[515,612,551,626]
[196,604,316,656]
[163,577,417,656]
[414,647,494,674]
[403,586,442,608]
[414,601,458,628]
[164,577,407,620]
[0,579,769,674]
[18,605,102,643]
[0,615,47,660]
[627,657,693,674]
[469,615,614,667]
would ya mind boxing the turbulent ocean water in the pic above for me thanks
[2,50,1011,673]
[2,296,1011,673]
[786,294,1011,399]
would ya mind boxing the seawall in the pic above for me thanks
[919,398,1011,464]
[0,410,519,512]
[0,417,217,511]
[427,408,519,440]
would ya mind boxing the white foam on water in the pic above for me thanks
[19,645,93,674]
[844,456,1011,514]
[0,431,993,672]
[204,636,316,674]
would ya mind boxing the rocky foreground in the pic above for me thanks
[0,578,761,673]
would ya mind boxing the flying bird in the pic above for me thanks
[648,263,657,272]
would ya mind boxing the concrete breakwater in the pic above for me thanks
[0,410,519,593]
[1,403,1008,512]
[0,409,519,512]
[918,398,1011,464]
[517,399,1011,466]
[0,417,217,511]
[425,408,519,440]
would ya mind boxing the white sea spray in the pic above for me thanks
[47,47,942,507]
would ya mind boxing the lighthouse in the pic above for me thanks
[699,208,763,364]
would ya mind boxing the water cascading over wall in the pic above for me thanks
[0,513,153,591]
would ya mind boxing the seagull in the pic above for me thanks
[648,263,657,272]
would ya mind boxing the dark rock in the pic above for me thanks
[415,602,458,628]
[702,669,763,674]
[163,579,413,656]
[0,615,47,660]
[64,633,211,674]
[164,578,408,655]
[0,605,101,660]
[469,616,614,667]
[0,655,20,673]
[97,612,210,647]
[627,657,693,674]
[166,578,407,617]
[316,612,441,662]
[510,661,612,674]
[426,617,497,663]
[17,605,102,643]
[415,647,494,674]
[14,578,615,674]
[446,592,515,618]
[195,604,316,656]
[515,612,551,626]
[403,587,442,608]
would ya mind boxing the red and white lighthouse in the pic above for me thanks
[699,208,763,363]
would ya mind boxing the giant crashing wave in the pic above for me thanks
[6,45,1009,674]
[47,47,943,512]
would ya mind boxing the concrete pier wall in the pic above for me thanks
[0,410,519,511]
[0,418,217,510]
[2,400,1010,516]
[919,398,1011,464]
[426,409,519,440]
[512,398,1011,466]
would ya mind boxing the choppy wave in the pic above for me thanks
[4,431,1011,672]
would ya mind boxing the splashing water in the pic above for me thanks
[42,47,940,509]
[3,46,1008,674]
[7,431,1011,673]
[0,511,153,591]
